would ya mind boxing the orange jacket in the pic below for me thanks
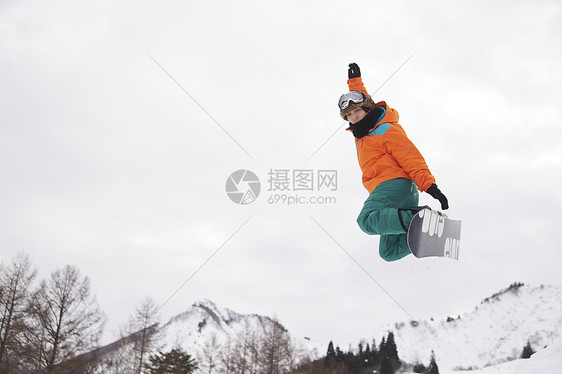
[347,77,436,193]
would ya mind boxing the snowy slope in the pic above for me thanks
[158,299,323,357]
[440,340,562,374]
[373,283,562,371]
[103,283,561,373]
[402,339,562,374]
[513,339,562,374]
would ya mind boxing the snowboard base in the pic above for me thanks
[407,208,461,259]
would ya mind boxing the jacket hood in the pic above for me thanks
[374,101,399,126]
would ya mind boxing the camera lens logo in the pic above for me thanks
[226,169,261,205]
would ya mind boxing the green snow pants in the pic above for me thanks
[357,178,419,262]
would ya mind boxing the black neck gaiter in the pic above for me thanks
[347,107,383,138]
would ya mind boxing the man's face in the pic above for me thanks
[347,107,368,124]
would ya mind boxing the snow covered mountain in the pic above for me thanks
[373,282,562,371]
[98,282,561,373]
[158,299,323,357]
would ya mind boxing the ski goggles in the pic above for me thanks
[338,91,365,110]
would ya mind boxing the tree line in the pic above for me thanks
[194,320,307,374]
[293,332,439,374]
[0,252,105,372]
[0,252,197,373]
[0,252,310,374]
[0,253,540,374]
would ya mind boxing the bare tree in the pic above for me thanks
[282,337,304,374]
[126,296,161,374]
[231,323,260,374]
[198,333,221,374]
[0,252,37,372]
[220,335,234,374]
[92,296,161,374]
[22,264,106,373]
[259,320,291,374]
[196,318,303,374]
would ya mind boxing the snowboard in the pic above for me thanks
[407,208,462,259]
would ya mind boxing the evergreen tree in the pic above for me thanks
[521,340,535,359]
[378,332,400,371]
[380,356,394,374]
[146,348,197,374]
[344,349,357,373]
[335,346,344,363]
[385,332,399,363]
[363,343,371,367]
[325,341,336,367]
[370,339,380,366]
[427,351,439,374]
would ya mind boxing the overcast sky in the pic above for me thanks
[1,0,561,348]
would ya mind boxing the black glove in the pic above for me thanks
[348,63,361,79]
[426,184,449,210]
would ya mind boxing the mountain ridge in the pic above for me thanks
[372,282,562,370]
[158,298,320,358]
[93,282,562,372]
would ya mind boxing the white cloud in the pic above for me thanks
[1,0,561,348]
